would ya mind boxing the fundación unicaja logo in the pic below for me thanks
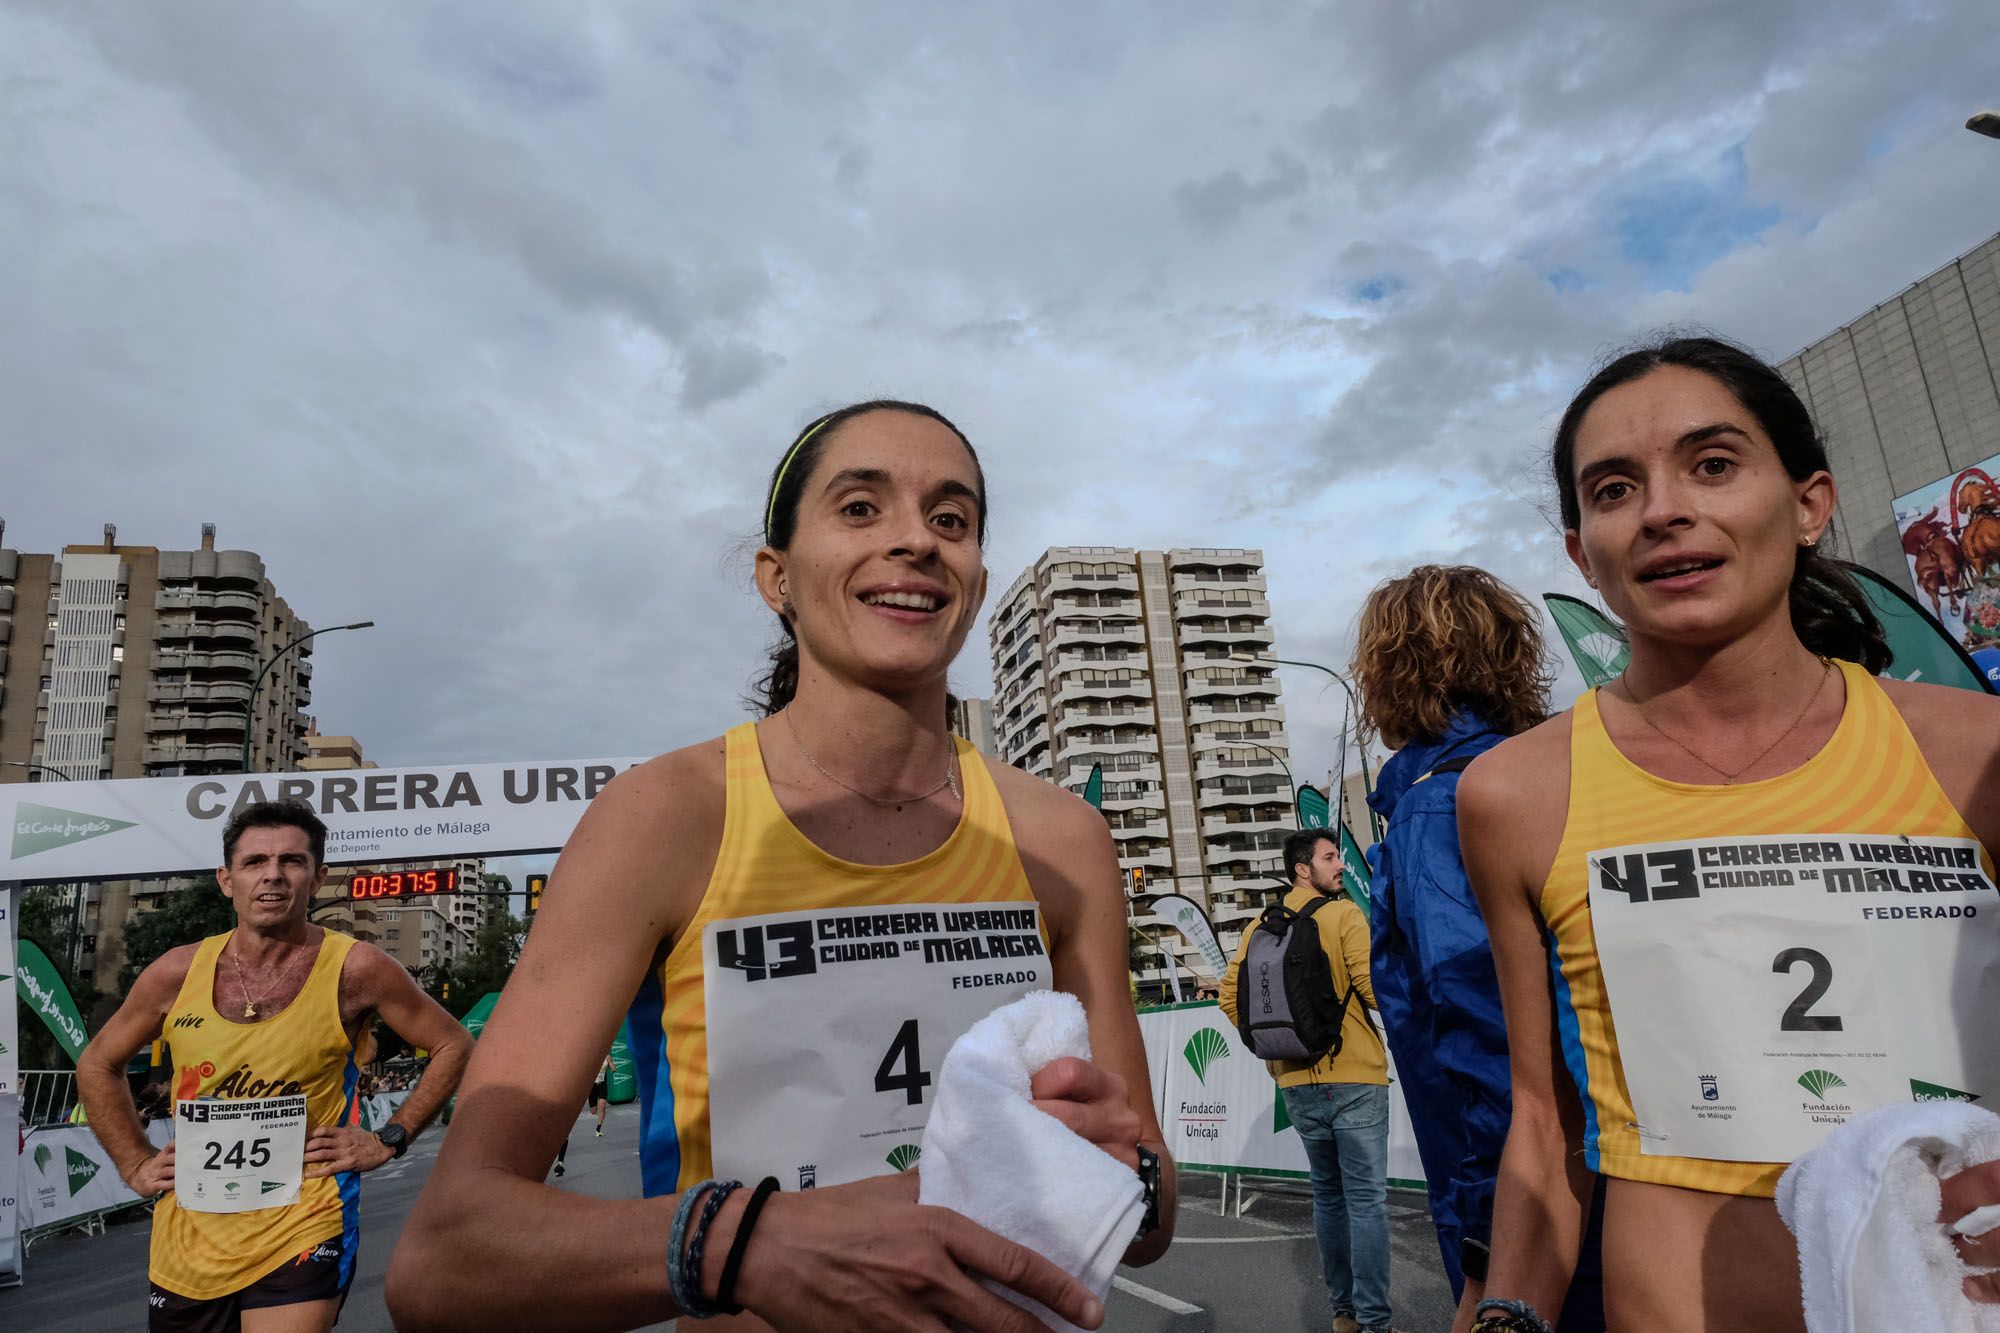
[1797,1069,1848,1103]
[12,802,137,859]
[1183,1028,1231,1086]
[885,1144,921,1172]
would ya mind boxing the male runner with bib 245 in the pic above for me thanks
[391,401,1172,1332]
[77,799,471,1332]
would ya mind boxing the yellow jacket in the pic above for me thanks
[1219,886,1386,1088]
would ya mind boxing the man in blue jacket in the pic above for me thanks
[1352,565,1603,1331]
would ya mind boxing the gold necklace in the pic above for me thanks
[225,940,307,1019]
[783,711,961,807]
[1615,659,1833,785]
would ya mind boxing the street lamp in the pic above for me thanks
[4,760,70,782]
[240,621,375,772]
[1970,112,2000,139]
[1230,652,1384,841]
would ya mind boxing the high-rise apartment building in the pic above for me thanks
[947,696,998,758]
[990,548,1289,987]
[0,524,316,989]
[1778,230,2000,586]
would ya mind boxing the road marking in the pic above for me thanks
[1169,1232,1313,1243]
[1111,1276,1204,1315]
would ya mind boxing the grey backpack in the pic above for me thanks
[1232,895,1351,1063]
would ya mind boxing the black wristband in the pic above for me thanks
[714,1176,781,1315]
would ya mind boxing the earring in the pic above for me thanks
[778,580,789,596]
[1800,535,1819,549]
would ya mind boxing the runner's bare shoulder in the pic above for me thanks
[1456,711,1574,897]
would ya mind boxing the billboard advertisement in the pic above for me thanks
[1894,455,2000,658]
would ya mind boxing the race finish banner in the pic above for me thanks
[0,758,647,881]
[1588,832,2000,1162]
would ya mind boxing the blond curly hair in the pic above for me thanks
[1351,565,1553,750]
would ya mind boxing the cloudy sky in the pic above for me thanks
[8,1,2000,803]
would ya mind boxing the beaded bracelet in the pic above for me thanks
[666,1181,716,1315]
[1473,1297,1554,1333]
[680,1179,743,1319]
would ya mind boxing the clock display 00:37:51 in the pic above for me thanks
[348,866,460,900]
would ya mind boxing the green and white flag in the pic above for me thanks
[1081,763,1104,810]
[16,939,88,1062]
[1338,825,1373,918]
[1296,784,1330,829]
[1543,594,1630,689]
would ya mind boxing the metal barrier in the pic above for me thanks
[20,1070,79,1127]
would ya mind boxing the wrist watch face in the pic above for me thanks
[377,1125,408,1155]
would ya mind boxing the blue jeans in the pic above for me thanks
[1284,1082,1391,1329]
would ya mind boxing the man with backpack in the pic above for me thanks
[1220,827,1395,1333]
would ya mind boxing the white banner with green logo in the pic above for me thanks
[1137,1002,1424,1188]
[16,1121,171,1234]
[0,758,647,881]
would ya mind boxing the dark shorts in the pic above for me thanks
[149,1233,354,1332]
[590,1080,609,1108]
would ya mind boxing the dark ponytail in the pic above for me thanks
[1551,334,1890,674]
[751,400,988,716]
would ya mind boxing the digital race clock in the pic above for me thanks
[347,866,460,900]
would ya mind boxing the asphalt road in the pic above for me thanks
[2,1106,1459,1331]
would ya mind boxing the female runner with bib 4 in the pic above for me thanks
[390,401,1172,1331]
[1457,337,2000,1332]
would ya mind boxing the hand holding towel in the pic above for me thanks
[919,990,1145,1333]
[1777,1100,2000,1333]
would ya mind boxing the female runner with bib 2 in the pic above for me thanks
[1457,337,2000,1332]
[391,401,1172,1332]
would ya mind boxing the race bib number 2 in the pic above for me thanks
[1588,832,2000,1163]
[703,902,1051,1190]
[175,1095,308,1213]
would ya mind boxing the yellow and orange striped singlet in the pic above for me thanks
[152,929,360,1298]
[627,722,1047,1195]
[1542,659,1990,1197]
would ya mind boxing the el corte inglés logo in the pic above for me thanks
[1911,1078,1981,1103]
[12,802,137,859]
[65,1145,100,1196]
[1183,1027,1230,1085]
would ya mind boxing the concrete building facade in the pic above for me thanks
[1778,231,2000,587]
[0,524,316,988]
[990,547,1290,991]
[947,696,998,758]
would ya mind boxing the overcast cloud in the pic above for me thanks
[6,0,2000,798]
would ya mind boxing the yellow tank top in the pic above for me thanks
[628,723,1047,1195]
[151,929,360,1299]
[1542,660,1987,1197]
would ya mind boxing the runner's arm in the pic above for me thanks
[76,946,192,1192]
[1335,901,1377,1010]
[1452,757,1591,1331]
[388,751,1104,1332]
[1016,774,1178,1266]
[348,941,470,1141]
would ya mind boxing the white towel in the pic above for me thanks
[1777,1100,2000,1333]
[918,991,1145,1333]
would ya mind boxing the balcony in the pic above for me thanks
[1194,752,1290,782]
[195,622,259,650]
[210,589,262,618]
[1048,595,1139,621]
[1052,676,1148,709]
[1048,622,1143,651]
[1170,571,1266,597]
[144,742,241,765]
[1175,592,1271,620]
[1177,620,1272,649]
[1182,674,1278,701]
[1111,816,1170,841]
[154,618,199,641]
[1118,845,1174,871]
[1188,700,1286,726]
[1203,811,1292,838]
[1043,568,1137,597]
[1199,782,1290,807]
[1054,732,1156,758]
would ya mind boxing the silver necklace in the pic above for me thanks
[1614,658,1833,785]
[783,711,960,807]
[225,939,308,1019]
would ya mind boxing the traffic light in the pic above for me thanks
[527,873,548,917]
[442,981,452,1001]
[1133,866,1146,896]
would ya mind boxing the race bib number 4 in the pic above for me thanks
[175,1095,308,1213]
[703,902,1051,1190]
[1588,833,2000,1163]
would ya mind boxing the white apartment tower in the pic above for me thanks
[990,548,1290,985]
